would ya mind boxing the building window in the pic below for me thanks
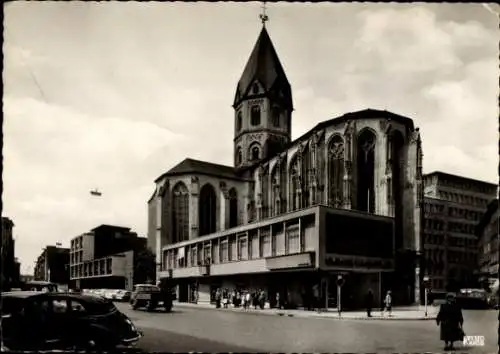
[328,135,344,207]
[191,248,197,267]
[252,83,259,94]
[250,144,260,161]
[172,182,189,243]
[238,237,248,261]
[357,129,376,213]
[106,258,112,274]
[272,107,280,127]
[289,156,299,211]
[236,112,242,131]
[287,227,300,254]
[99,259,105,274]
[236,147,243,166]
[199,184,217,236]
[229,188,238,228]
[220,240,228,263]
[260,233,271,258]
[251,106,261,126]
[203,244,211,265]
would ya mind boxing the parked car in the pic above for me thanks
[115,290,132,302]
[130,284,172,312]
[0,291,142,351]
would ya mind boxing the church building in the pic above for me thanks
[148,20,424,309]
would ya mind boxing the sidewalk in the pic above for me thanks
[172,301,438,320]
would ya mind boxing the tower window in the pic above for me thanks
[272,107,280,127]
[236,112,242,131]
[252,83,259,94]
[236,147,243,166]
[251,146,260,161]
[251,106,261,126]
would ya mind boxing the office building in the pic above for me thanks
[69,224,147,290]
[34,245,70,285]
[422,172,497,291]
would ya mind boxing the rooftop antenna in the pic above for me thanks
[259,1,269,26]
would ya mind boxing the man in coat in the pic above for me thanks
[436,293,464,351]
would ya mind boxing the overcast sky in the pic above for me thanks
[3,2,499,274]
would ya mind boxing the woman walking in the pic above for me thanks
[436,293,464,351]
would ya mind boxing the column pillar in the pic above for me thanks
[219,182,230,231]
[190,176,199,239]
[155,181,167,276]
[343,120,355,209]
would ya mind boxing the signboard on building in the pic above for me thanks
[325,212,394,258]
[324,254,394,271]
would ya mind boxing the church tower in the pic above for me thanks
[233,12,293,169]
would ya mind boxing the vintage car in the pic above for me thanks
[130,284,172,312]
[0,291,142,351]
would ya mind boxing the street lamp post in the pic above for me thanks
[423,276,430,317]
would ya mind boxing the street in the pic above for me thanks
[115,303,498,353]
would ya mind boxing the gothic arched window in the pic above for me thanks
[272,107,280,127]
[289,155,299,211]
[328,135,344,208]
[199,184,217,236]
[271,164,280,216]
[391,130,405,249]
[301,144,311,208]
[261,167,269,218]
[236,147,243,166]
[250,144,260,161]
[172,182,189,243]
[356,129,376,213]
[236,112,242,131]
[229,188,238,228]
[251,106,261,126]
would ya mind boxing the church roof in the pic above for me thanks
[155,158,245,182]
[234,26,292,108]
[239,109,416,172]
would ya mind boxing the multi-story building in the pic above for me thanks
[149,23,424,309]
[476,199,499,291]
[34,245,70,285]
[1,216,19,291]
[422,172,497,291]
[69,225,148,290]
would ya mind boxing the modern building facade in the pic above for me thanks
[476,199,499,291]
[69,225,147,290]
[1,217,19,291]
[34,245,70,285]
[422,172,497,291]
[149,24,424,309]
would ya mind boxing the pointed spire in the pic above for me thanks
[233,25,293,109]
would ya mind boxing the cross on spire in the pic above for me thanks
[259,1,269,26]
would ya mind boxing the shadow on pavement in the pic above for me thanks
[136,327,260,352]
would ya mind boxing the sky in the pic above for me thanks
[3,2,499,274]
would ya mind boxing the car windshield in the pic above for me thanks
[136,285,159,292]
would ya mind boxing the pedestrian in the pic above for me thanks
[275,292,281,309]
[436,293,464,351]
[215,288,221,309]
[383,290,392,317]
[259,290,265,309]
[312,284,319,313]
[245,292,251,310]
[365,289,374,317]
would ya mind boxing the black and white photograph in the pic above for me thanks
[2,1,499,353]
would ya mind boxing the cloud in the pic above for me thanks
[3,3,498,272]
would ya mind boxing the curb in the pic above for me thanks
[172,303,437,321]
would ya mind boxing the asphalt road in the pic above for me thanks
[115,303,498,353]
